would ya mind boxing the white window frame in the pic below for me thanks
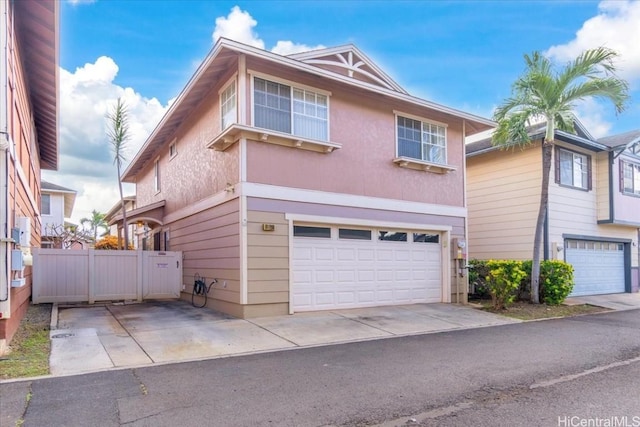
[621,160,640,196]
[153,158,160,193]
[250,71,330,142]
[220,77,237,130]
[395,112,448,165]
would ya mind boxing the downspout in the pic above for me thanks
[0,0,10,302]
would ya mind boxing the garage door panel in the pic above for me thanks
[566,240,625,297]
[358,249,375,261]
[316,247,334,261]
[292,226,443,311]
[315,270,334,283]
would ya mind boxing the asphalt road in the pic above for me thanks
[2,309,639,427]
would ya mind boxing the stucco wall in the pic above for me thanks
[243,57,466,208]
[135,71,240,215]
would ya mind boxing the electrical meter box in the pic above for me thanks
[18,217,31,247]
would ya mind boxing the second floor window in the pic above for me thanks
[154,159,160,193]
[397,116,447,164]
[622,160,640,196]
[556,147,591,190]
[220,81,236,130]
[41,194,51,215]
[253,77,328,141]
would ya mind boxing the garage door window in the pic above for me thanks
[339,229,372,240]
[413,233,439,243]
[294,226,331,238]
[378,231,408,242]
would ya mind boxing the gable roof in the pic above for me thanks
[14,0,59,170]
[41,180,76,218]
[122,38,494,181]
[288,44,407,94]
[598,129,640,149]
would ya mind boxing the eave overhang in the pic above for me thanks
[14,0,59,170]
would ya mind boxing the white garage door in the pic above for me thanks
[292,225,442,312]
[566,239,625,296]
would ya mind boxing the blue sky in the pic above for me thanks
[48,0,640,222]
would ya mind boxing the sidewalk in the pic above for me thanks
[48,300,519,377]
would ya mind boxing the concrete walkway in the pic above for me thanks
[49,301,519,377]
[564,292,640,311]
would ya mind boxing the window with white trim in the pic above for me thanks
[41,194,51,215]
[397,116,446,164]
[621,160,640,196]
[254,77,328,141]
[220,81,236,130]
[169,141,177,158]
[555,147,590,190]
[154,159,160,192]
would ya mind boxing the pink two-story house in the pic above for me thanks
[119,38,493,318]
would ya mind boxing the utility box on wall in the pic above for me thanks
[18,217,31,247]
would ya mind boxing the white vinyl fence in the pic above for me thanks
[32,248,182,304]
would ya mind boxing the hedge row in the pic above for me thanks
[469,259,574,308]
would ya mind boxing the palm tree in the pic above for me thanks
[107,98,131,250]
[492,47,628,303]
[80,209,108,242]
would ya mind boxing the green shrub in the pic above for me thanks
[468,259,490,298]
[539,260,574,305]
[485,260,527,310]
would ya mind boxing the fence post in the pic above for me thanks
[137,250,144,302]
[88,249,95,304]
[32,248,40,304]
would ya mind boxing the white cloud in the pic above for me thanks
[212,6,324,55]
[545,0,640,83]
[67,0,96,5]
[212,6,265,49]
[573,98,613,138]
[271,41,324,56]
[44,57,168,225]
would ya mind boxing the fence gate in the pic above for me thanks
[32,249,182,304]
[142,251,182,299]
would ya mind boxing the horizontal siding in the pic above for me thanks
[168,199,241,304]
[596,153,610,221]
[246,211,290,305]
[467,144,541,261]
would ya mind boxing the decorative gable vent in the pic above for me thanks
[290,45,407,94]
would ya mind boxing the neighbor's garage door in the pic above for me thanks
[565,239,625,296]
[292,225,442,311]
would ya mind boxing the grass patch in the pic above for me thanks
[477,301,609,320]
[0,304,52,379]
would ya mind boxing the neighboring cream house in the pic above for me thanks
[114,38,494,318]
[466,121,640,297]
[0,1,58,350]
[40,181,77,248]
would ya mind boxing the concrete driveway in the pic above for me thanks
[49,300,519,376]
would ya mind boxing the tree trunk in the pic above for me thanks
[531,140,553,304]
[117,161,129,250]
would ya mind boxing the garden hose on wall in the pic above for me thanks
[191,273,217,308]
